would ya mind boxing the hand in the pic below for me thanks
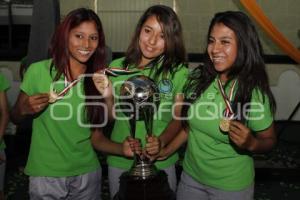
[22,93,49,115]
[144,135,161,161]
[122,136,142,157]
[92,72,112,98]
[145,135,161,155]
[228,120,256,151]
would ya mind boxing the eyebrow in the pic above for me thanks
[143,25,153,29]
[209,35,233,40]
[73,31,98,35]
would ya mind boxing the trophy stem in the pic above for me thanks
[129,114,136,138]
[143,106,153,136]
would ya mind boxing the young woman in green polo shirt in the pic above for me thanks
[158,11,277,200]
[103,5,189,198]
[11,8,136,200]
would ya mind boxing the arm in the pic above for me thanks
[104,89,114,122]
[229,121,276,153]
[158,128,188,160]
[91,129,139,157]
[145,94,183,158]
[0,91,9,141]
[158,94,184,148]
[10,91,49,124]
[92,73,114,121]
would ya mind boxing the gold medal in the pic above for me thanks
[219,118,230,132]
[92,73,109,94]
[217,79,237,133]
[48,91,59,103]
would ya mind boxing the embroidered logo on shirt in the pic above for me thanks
[158,79,173,94]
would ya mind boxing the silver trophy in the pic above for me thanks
[120,75,160,179]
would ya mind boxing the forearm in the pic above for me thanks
[248,135,276,153]
[0,114,9,140]
[10,107,23,124]
[91,129,124,156]
[0,92,9,136]
[248,124,277,153]
[10,92,49,124]
[159,94,184,147]
[104,95,115,122]
[159,119,182,147]
[10,92,29,124]
[160,128,188,158]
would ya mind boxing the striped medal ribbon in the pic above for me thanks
[217,79,237,132]
[48,76,81,104]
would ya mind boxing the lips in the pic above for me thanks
[78,49,91,56]
[212,56,225,64]
[144,45,155,52]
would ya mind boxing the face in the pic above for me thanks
[68,21,99,67]
[139,15,165,66]
[207,23,238,81]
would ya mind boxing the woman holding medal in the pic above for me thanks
[157,11,277,200]
[103,5,189,198]
[11,8,136,200]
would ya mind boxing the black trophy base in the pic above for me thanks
[113,170,175,200]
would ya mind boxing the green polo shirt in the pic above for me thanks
[107,57,189,170]
[21,59,100,177]
[0,73,10,150]
[183,77,273,191]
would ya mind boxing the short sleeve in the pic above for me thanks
[0,73,10,91]
[246,89,273,132]
[172,65,189,94]
[20,63,41,96]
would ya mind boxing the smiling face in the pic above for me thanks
[138,15,165,67]
[207,23,238,81]
[68,21,99,68]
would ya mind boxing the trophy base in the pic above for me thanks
[129,162,158,179]
[114,170,175,200]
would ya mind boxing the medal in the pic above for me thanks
[217,79,237,132]
[48,76,80,104]
[92,73,109,94]
[219,117,231,132]
[48,90,59,103]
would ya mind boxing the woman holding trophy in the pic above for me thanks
[104,5,189,198]
[157,11,277,200]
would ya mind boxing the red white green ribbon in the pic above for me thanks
[51,76,81,101]
[104,55,163,76]
[104,67,139,76]
[217,79,237,118]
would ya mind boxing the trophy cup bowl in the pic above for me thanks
[120,75,160,179]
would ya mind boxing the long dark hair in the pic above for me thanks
[182,11,276,125]
[123,5,187,79]
[49,8,107,128]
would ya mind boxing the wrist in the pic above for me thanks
[158,137,165,149]
[247,137,258,152]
